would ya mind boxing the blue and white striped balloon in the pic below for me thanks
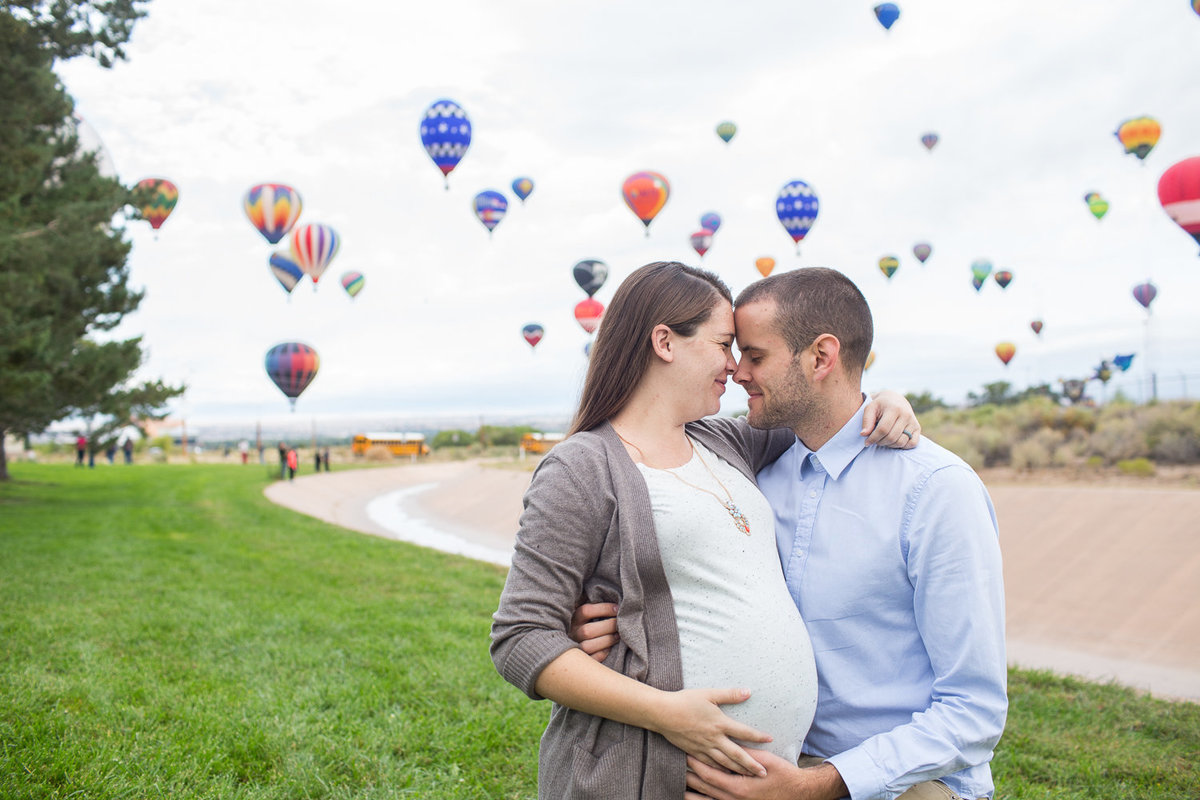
[420,98,471,188]
[776,180,819,251]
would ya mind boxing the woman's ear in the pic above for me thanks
[649,324,675,363]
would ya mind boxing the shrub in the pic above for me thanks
[1116,457,1156,477]
[1010,429,1065,471]
[1088,418,1149,464]
[365,445,394,462]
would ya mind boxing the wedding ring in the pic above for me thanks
[902,429,914,439]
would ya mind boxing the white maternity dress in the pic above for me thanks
[637,438,818,763]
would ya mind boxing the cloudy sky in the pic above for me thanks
[57,0,1200,432]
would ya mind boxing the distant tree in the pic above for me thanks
[432,429,476,448]
[478,425,535,447]
[967,381,1019,407]
[904,391,948,414]
[0,2,178,480]
[1013,382,1062,405]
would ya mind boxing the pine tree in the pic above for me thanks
[0,1,180,479]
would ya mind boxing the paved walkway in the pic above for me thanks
[265,462,1200,702]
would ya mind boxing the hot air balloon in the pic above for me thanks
[691,229,714,258]
[420,98,471,188]
[1157,156,1200,252]
[755,257,776,277]
[290,223,340,287]
[574,298,604,334]
[1084,191,1109,220]
[341,271,364,298]
[716,121,737,144]
[995,342,1016,366]
[776,180,819,252]
[265,342,319,411]
[971,259,993,283]
[1030,319,1044,336]
[1093,361,1113,384]
[920,133,938,152]
[994,270,1013,289]
[971,276,985,292]
[512,177,534,203]
[864,351,876,371]
[1132,281,1157,311]
[1114,116,1161,161]
[573,259,608,297]
[1112,353,1135,372]
[244,183,302,244]
[1062,378,1087,403]
[700,212,722,234]
[269,251,304,295]
[473,190,508,235]
[1194,0,1200,16]
[874,3,900,30]
[622,171,670,235]
[878,256,899,280]
[522,323,544,349]
[913,242,932,263]
[134,178,178,230]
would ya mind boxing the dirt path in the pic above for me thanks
[265,462,1200,701]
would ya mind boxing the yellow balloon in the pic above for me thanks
[755,256,775,277]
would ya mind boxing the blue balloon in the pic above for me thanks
[776,180,819,250]
[512,176,534,202]
[1112,354,1135,372]
[473,190,508,234]
[874,3,900,30]
[700,211,722,234]
[420,99,471,188]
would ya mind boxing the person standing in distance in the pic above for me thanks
[685,267,1006,800]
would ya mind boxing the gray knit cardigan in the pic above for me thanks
[490,417,794,800]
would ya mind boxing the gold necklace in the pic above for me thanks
[615,429,751,536]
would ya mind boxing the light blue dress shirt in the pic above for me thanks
[756,400,1007,800]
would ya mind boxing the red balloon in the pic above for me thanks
[1157,156,1200,253]
[690,229,714,258]
[574,298,604,334]
[621,171,670,234]
[1030,320,1044,336]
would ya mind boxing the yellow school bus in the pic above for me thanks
[519,432,565,455]
[351,432,430,457]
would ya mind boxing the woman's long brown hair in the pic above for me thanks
[568,261,732,436]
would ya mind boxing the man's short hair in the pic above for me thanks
[735,267,874,375]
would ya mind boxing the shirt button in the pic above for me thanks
[809,490,817,498]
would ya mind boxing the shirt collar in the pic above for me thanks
[793,395,870,481]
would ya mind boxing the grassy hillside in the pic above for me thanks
[1,464,1196,798]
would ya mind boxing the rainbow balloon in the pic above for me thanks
[244,183,303,244]
[340,271,364,298]
[134,178,178,230]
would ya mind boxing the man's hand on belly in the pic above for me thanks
[685,751,849,800]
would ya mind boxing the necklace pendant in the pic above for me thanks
[724,500,751,536]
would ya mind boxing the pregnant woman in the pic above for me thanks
[490,262,917,800]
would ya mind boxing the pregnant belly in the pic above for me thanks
[675,595,818,763]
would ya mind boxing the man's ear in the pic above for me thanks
[810,333,842,381]
[649,324,675,363]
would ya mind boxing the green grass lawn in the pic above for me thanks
[1,464,1196,798]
